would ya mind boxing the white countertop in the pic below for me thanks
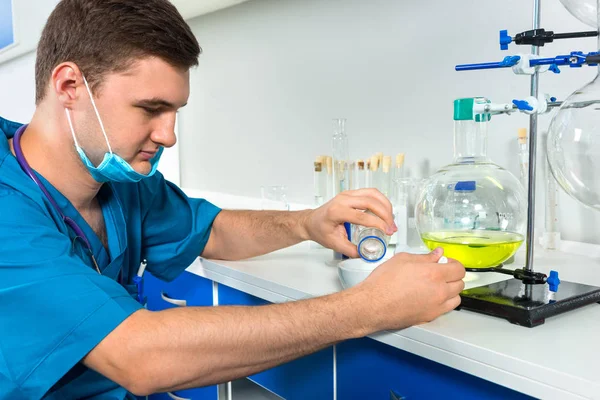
[188,243,600,400]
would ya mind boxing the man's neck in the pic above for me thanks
[11,110,103,212]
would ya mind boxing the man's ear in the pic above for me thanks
[51,62,84,109]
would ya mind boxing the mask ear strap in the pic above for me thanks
[65,108,81,148]
[82,75,113,154]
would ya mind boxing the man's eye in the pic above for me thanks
[143,107,162,116]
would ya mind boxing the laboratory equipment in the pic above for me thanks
[451,0,600,327]
[261,185,289,211]
[499,27,598,49]
[546,73,600,211]
[456,51,600,74]
[415,98,528,270]
[332,118,349,196]
[352,211,391,262]
[394,153,405,180]
[560,0,597,28]
[381,156,392,198]
[369,155,379,190]
[517,128,529,188]
[541,132,561,250]
[313,156,326,207]
[348,161,356,191]
[393,178,427,254]
[330,119,351,264]
[338,258,384,289]
[325,156,333,201]
[355,160,365,189]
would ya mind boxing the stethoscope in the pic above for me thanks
[12,124,145,304]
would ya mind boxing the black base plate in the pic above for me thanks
[459,278,600,327]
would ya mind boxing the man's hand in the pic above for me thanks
[350,248,466,332]
[302,189,397,258]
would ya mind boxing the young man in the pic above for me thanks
[0,0,465,398]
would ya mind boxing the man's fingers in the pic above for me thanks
[339,196,395,234]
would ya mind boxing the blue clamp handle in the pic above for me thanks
[500,55,521,67]
[455,55,520,71]
[549,64,561,74]
[512,99,533,111]
[500,30,512,50]
[547,270,561,292]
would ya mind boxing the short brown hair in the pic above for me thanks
[35,0,201,104]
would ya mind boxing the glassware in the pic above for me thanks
[560,0,596,28]
[261,185,290,211]
[313,157,326,207]
[332,118,349,196]
[352,211,391,262]
[546,54,600,211]
[517,128,529,189]
[415,97,527,270]
[330,118,350,265]
[381,155,392,197]
[391,178,427,253]
[355,159,366,189]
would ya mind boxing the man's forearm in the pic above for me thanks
[202,209,312,260]
[84,288,369,395]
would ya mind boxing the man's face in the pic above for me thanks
[76,57,189,174]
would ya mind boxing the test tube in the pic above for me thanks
[313,156,326,207]
[370,155,379,190]
[395,153,405,181]
[365,159,372,188]
[332,118,349,196]
[325,156,333,202]
[356,159,365,189]
[381,156,392,198]
[517,128,528,189]
[376,152,384,169]
[394,178,410,252]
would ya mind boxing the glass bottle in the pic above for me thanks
[352,211,391,262]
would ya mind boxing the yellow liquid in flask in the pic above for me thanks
[421,230,524,270]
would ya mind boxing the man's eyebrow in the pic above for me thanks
[134,98,187,109]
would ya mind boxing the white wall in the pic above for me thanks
[0,51,37,122]
[179,0,600,244]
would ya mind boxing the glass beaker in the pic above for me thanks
[261,185,290,211]
[415,98,527,271]
[392,178,427,253]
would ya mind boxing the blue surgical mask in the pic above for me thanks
[64,75,163,183]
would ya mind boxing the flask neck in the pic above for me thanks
[453,119,490,163]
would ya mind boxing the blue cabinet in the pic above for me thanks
[336,337,534,399]
[145,271,214,311]
[148,386,218,400]
[218,284,334,400]
[145,271,218,400]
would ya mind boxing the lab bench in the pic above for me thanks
[142,240,600,400]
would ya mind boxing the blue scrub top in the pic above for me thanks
[0,116,221,399]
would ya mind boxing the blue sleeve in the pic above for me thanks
[138,173,221,282]
[0,189,142,399]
